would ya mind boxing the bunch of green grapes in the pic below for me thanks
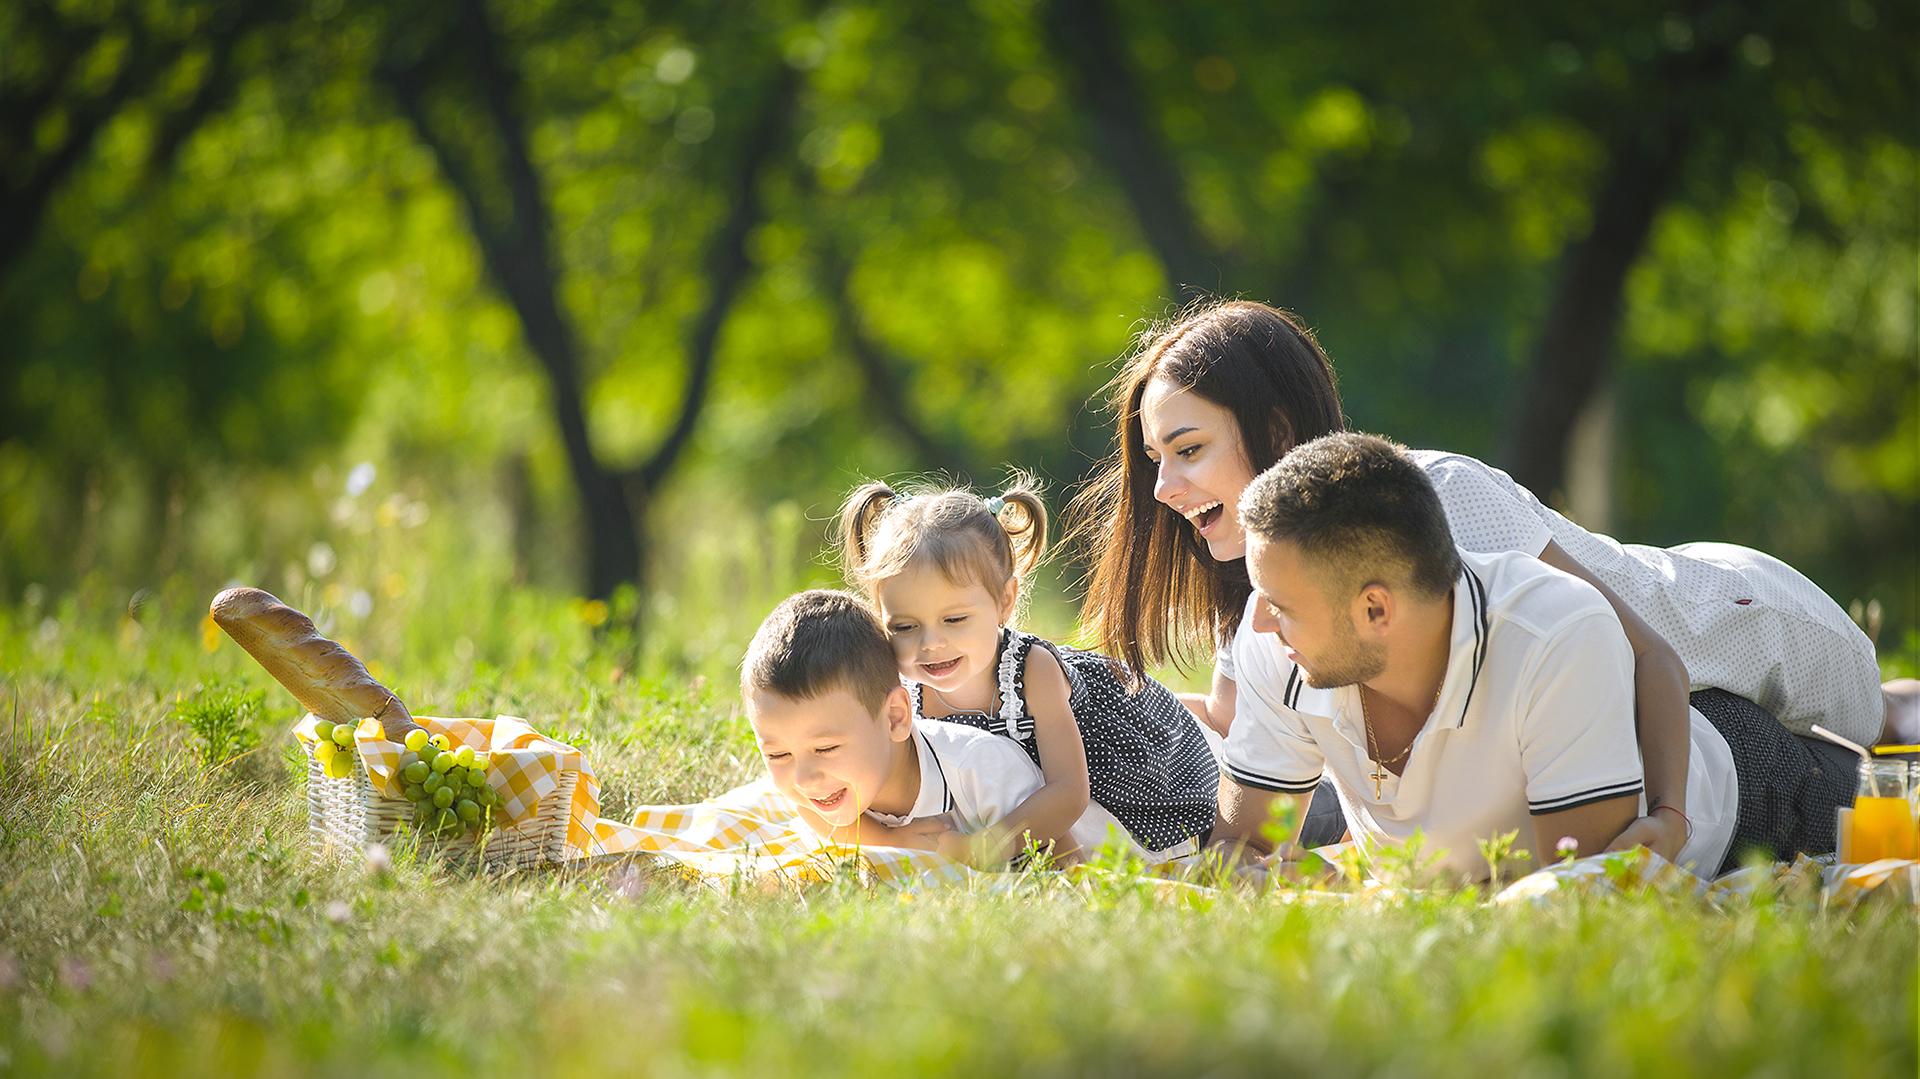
[310,720,359,779]
[397,729,502,835]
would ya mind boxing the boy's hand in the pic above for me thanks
[865,814,959,852]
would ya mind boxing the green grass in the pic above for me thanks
[1,547,1915,1078]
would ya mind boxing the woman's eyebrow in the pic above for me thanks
[1147,424,1199,448]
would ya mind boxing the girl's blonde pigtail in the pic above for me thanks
[836,481,898,586]
[996,473,1050,582]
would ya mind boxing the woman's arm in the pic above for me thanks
[1178,668,1237,738]
[1536,540,1691,860]
[967,647,1092,863]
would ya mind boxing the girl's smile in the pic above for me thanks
[875,563,1019,710]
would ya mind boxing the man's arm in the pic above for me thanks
[1537,541,1691,860]
[1209,774,1313,864]
[1531,793,1640,864]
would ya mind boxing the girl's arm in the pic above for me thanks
[1536,541,1691,861]
[968,647,1092,864]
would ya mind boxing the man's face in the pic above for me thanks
[1245,531,1385,690]
[746,684,910,827]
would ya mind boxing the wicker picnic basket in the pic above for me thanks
[300,725,578,871]
[208,585,582,870]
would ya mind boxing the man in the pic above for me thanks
[1210,433,1851,882]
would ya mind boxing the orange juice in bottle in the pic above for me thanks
[1848,761,1917,862]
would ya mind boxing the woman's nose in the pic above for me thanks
[1152,459,1180,505]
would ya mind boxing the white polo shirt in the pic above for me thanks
[1414,450,1883,744]
[866,719,1163,859]
[1224,548,1738,881]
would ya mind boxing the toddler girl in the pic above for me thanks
[838,476,1219,861]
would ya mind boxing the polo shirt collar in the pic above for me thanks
[1438,560,1492,729]
[863,725,953,827]
[1318,560,1490,740]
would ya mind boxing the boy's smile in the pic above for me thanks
[746,684,918,826]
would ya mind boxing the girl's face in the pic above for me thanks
[1139,377,1261,562]
[875,562,1018,697]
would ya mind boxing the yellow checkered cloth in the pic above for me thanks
[292,714,975,885]
[292,716,1917,905]
[588,778,975,888]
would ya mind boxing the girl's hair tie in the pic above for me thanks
[984,495,1006,516]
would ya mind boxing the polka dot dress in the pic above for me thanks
[1414,450,1886,745]
[908,628,1220,852]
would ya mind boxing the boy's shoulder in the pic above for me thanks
[914,718,1040,777]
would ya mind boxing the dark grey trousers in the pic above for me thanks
[1691,688,1857,875]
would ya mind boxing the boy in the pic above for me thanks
[742,590,1122,863]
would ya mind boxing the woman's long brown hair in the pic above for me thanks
[1066,299,1346,682]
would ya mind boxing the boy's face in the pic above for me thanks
[746,684,913,827]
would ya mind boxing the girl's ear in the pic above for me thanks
[883,685,915,740]
[998,577,1019,623]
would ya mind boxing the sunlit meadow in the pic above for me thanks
[1,481,1913,1078]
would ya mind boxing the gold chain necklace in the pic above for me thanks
[1360,683,1434,800]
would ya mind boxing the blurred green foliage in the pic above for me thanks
[0,0,1914,665]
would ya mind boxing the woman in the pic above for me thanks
[1070,299,1912,861]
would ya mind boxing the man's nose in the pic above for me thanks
[1250,603,1279,635]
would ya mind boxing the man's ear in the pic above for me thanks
[1354,581,1395,638]
[998,577,1019,623]
[883,685,915,741]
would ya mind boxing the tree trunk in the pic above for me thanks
[1501,29,1733,500]
[384,0,792,601]
[1499,117,1695,501]
[1040,0,1225,302]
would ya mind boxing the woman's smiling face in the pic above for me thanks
[1139,377,1260,562]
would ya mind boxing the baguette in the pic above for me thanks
[210,586,418,741]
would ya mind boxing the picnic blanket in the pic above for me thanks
[587,777,979,888]
[295,714,1918,908]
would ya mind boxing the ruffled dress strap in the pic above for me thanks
[994,627,1040,741]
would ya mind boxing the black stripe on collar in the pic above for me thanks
[1456,565,1490,728]
[920,731,955,814]
[1283,664,1302,709]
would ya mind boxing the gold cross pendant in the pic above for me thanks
[1370,767,1386,800]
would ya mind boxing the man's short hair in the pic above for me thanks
[1239,432,1461,598]
[741,590,899,712]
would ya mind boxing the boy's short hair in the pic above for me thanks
[741,590,899,712]
[1239,432,1461,599]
